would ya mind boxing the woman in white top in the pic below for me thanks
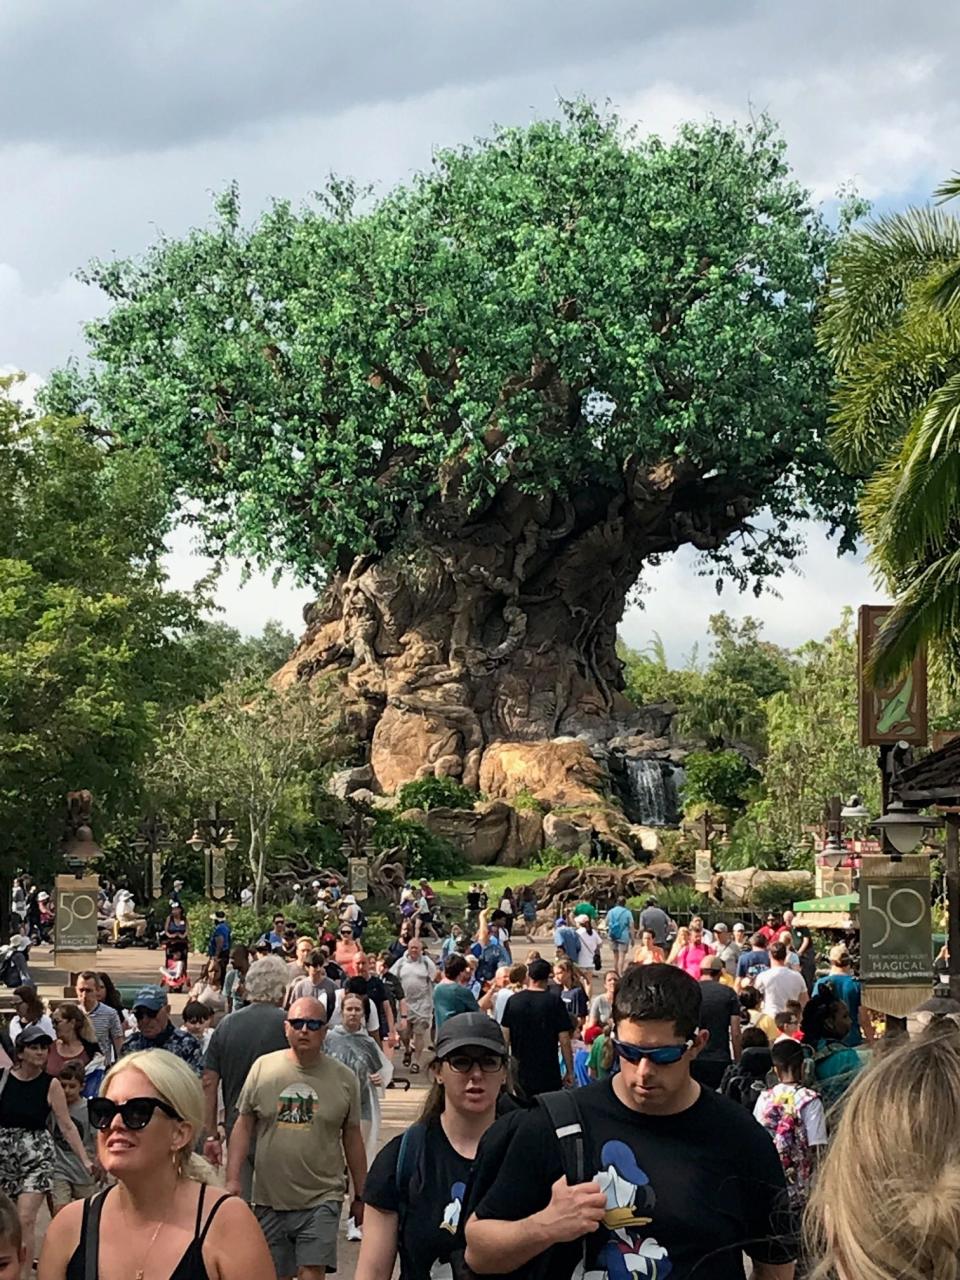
[575,916,602,973]
[9,985,55,1043]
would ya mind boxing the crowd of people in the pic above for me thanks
[0,884,949,1279]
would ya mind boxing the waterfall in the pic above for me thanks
[623,758,673,826]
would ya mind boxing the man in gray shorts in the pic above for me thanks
[226,995,367,1279]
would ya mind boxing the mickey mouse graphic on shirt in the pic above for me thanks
[572,1141,672,1280]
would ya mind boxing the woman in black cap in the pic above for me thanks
[357,1012,508,1280]
[0,1025,92,1271]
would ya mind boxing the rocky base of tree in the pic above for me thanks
[529,862,692,920]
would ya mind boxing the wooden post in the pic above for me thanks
[946,813,960,1003]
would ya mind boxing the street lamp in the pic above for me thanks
[841,795,872,822]
[186,803,239,900]
[871,800,942,860]
[130,814,174,900]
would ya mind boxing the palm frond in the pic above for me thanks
[935,174,960,203]
[875,373,960,566]
[828,304,957,471]
[821,207,960,371]
[925,259,960,315]
[869,546,960,684]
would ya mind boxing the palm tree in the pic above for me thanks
[821,177,960,681]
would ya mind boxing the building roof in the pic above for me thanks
[897,735,960,806]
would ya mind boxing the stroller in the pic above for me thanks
[160,936,190,992]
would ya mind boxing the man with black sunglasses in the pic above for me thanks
[466,963,795,1280]
[226,995,367,1280]
[118,984,203,1075]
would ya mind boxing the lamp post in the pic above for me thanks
[186,803,239,901]
[129,814,174,901]
[340,803,374,901]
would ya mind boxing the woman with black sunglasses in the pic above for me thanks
[38,1049,272,1280]
[0,1027,91,1278]
[357,1012,508,1280]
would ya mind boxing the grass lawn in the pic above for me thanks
[435,864,543,908]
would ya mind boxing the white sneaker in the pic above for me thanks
[346,1217,363,1242]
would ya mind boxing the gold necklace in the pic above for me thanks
[119,1193,168,1280]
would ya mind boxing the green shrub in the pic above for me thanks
[529,846,608,873]
[748,876,812,915]
[372,813,467,880]
[360,913,395,955]
[682,749,758,814]
[643,883,709,916]
[395,776,477,812]
[511,789,546,813]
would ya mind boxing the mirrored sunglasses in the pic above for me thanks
[612,1037,694,1066]
[287,1017,325,1032]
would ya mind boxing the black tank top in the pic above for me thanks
[0,1070,51,1130]
[66,1183,230,1280]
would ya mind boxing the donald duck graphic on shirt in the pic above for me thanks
[571,1141,672,1280]
[428,1179,467,1279]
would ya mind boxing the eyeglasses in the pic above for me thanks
[89,1096,181,1131]
[287,1017,325,1032]
[442,1053,507,1074]
[612,1037,695,1066]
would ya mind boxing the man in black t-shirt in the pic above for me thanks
[501,958,573,1099]
[466,963,795,1280]
[692,955,742,1089]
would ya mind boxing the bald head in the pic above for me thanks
[285,996,327,1063]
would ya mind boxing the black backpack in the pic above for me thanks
[393,1091,588,1280]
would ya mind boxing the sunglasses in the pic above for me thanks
[89,1096,181,1131]
[442,1053,506,1074]
[133,1007,163,1020]
[287,1017,325,1032]
[612,1037,694,1066]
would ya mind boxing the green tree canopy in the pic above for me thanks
[50,105,855,591]
[0,377,210,875]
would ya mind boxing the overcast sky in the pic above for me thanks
[3,1,956,660]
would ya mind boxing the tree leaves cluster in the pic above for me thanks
[0,377,214,880]
[48,102,858,595]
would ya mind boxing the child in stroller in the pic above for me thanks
[160,900,190,991]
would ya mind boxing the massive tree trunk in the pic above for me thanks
[279,461,755,794]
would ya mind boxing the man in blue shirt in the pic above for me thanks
[208,910,232,979]
[604,896,636,975]
[553,914,580,964]
[813,944,874,1048]
[736,933,771,989]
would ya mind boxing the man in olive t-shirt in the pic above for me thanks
[227,996,367,1279]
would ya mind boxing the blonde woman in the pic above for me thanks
[806,1019,960,1280]
[38,1050,272,1280]
[666,925,690,966]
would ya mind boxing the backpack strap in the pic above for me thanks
[536,1090,585,1185]
[395,1122,428,1235]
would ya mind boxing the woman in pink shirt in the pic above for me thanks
[674,926,714,978]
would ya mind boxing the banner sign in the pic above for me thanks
[53,876,99,952]
[860,856,931,1016]
[349,857,369,901]
[694,851,712,892]
[858,604,928,747]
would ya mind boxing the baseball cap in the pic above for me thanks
[344,895,356,905]
[700,955,724,973]
[434,1012,507,1060]
[37,891,50,901]
[132,985,168,1013]
[732,922,746,932]
[17,1024,53,1047]
[713,922,729,932]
